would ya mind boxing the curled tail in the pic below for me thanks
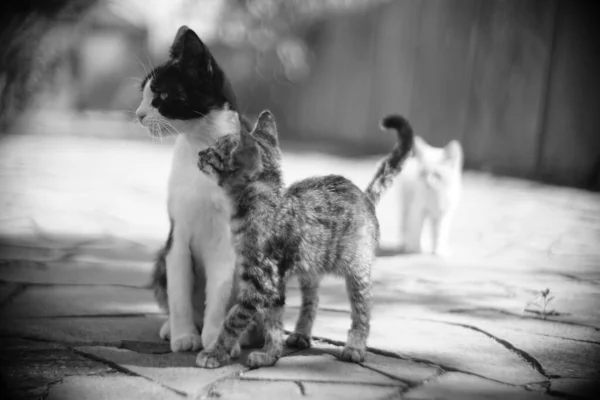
[365,115,414,205]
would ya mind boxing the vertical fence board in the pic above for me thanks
[463,0,556,175]
[539,1,600,188]
[409,0,481,147]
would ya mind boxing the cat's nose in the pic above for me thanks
[136,109,147,123]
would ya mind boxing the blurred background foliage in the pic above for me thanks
[0,0,599,190]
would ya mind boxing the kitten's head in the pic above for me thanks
[135,26,238,137]
[414,136,463,191]
[197,110,282,188]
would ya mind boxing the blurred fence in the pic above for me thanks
[227,0,600,190]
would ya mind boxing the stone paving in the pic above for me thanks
[0,126,599,399]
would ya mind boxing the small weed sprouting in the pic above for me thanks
[524,288,560,320]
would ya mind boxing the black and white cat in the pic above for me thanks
[135,26,253,352]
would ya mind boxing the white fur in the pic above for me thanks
[399,136,463,256]
[137,80,240,350]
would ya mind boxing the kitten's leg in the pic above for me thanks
[431,214,452,257]
[403,209,426,253]
[341,267,372,363]
[197,259,279,369]
[196,301,263,369]
[286,274,320,349]
[166,237,202,352]
[247,304,284,368]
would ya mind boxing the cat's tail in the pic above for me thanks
[365,115,414,205]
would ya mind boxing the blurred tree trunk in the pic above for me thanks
[0,0,99,134]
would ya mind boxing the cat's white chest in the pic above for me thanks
[167,136,232,238]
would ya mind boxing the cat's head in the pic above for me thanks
[414,136,463,191]
[135,26,238,138]
[197,110,282,189]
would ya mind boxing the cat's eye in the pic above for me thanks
[160,92,168,100]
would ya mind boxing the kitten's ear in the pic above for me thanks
[444,140,463,167]
[233,131,263,177]
[170,26,212,77]
[252,110,278,142]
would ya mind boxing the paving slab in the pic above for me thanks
[0,285,160,318]
[436,310,600,344]
[195,379,302,400]
[46,375,184,400]
[284,308,548,386]
[76,346,246,395]
[0,281,23,305]
[470,327,600,381]
[0,258,152,287]
[550,377,600,398]
[0,315,165,345]
[0,338,114,399]
[242,351,402,386]
[301,382,403,400]
[362,352,442,385]
[403,372,551,400]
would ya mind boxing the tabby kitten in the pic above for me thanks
[195,111,414,369]
[400,136,463,256]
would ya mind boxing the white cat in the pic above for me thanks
[400,136,463,256]
[135,26,254,352]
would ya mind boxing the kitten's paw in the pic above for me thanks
[159,320,170,341]
[340,346,366,363]
[230,342,241,358]
[171,333,202,353]
[285,332,311,349]
[196,349,230,369]
[247,350,279,369]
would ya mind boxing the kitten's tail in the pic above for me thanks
[365,115,414,205]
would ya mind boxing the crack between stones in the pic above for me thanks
[294,380,306,396]
[419,320,549,378]
[239,376,401,387]
[194,370,245,399]
[0,282,27,306]
[71,348,189,398]
[447,307,600,331]
[293,332,569,397]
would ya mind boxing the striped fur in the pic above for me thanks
[196,111,414,369]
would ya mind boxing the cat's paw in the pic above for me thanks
[196,348,230,369]
[285,332,311,349]
[340,346,366,363]
[159,320,170,341]
[171,333,202,353]
[247,350,279,369]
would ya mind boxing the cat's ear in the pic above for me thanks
[413,136,428,159]
[252,110,278,143]
[233,130,263,177]
[444,140,463,167]
[170,26,212,78]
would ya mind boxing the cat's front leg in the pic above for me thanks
[199,231,237,350]
[166,238,202,352]
[431,214,453,257]
[403,210,426,253]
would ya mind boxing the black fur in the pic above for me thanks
[140,25,239,120]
